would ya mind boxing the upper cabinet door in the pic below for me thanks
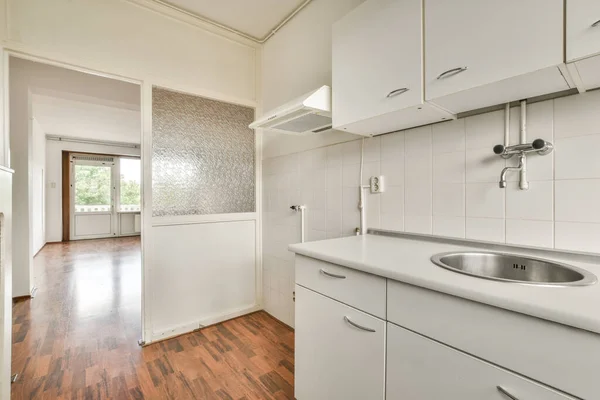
[566,0,600,61]
[425,0,564,102]
[333,0,423,129]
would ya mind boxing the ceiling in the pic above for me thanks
[161,0,307,41]
[12,57,141,144]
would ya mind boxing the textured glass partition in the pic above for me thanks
[152,87,255,217]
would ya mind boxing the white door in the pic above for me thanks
[566,0,600,62]
[70,154,116,240]
[295,285,386,400]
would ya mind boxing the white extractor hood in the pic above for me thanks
[250,85,332,135]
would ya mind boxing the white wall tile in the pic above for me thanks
[433,183,465,217]
[433,151,465,183]
[342,210,360,236]
[380,213,404,231]
[433,216,465,238]
[405,125,432,153]
[405,215,432,234]
[465,109,504,150]
[342,164,360,187]
[367,195,381,229]
[327,143,342,167]
[311,209,326,231]
[381,185,404,216]
[506,219,553,248]
[343,186,359,212]
[555,222,600,253]
[466,147,505,183]
[313,189,326,210]
[326,209,342,238]
[312,147,328,170]
[505,150,554,182]
[466,218,505,243]
[554,90,600,138]
[326,186,342,210]
[381,158,404,186]
[555,179,600,223]
[506,181,553,221]
[466,183,505,219]
[363,136,381,162]
[361,161,381,186]
[381,131,404,160]
[555,134,600,179]
[341,140,361,165]
[405,180,432,217]
[432,118,466,154]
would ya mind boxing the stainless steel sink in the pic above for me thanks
[431,252,597,286]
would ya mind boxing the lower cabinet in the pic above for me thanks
[386,322,574,400]
[294,285,386,400]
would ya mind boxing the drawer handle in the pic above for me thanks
[320,269,346,279]
[344,316,376,333]
[436,66,468,80]
[386,88,409,98]
[593,19,600,28]
[497,386,519,400]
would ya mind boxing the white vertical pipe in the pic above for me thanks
[358,138,367,235]
[504,103,510,147]
[300,207,305,243]
[519,100,529,190]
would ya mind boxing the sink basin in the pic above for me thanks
[431,252,597,286]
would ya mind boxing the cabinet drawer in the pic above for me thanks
[295,255,386,318]
[295,285,386,400]
[387,322,575,399]
[387,280,600,400]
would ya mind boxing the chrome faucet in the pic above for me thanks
[499,153,525,189]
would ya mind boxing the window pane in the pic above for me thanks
[74,165,111,212]
[152,87,255,217]
[119,158,141,212]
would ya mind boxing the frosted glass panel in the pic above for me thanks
[152,87,255,217]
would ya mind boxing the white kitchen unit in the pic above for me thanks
[295,285,386,400]
[425,0,569,114]
[291,233,600,400]
[386,323,573,399]
[332,0,453,136]
[566,0,600,91]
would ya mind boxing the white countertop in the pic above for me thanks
[289,234,600,335]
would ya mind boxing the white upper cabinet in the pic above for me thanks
[566,0,600,91]
[566,0,600,61]
[425,0,568,114]
[332,0,452,136]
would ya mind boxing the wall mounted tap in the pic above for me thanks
[499,153,525,189]
[493,138,553,159]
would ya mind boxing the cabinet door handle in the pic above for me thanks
[386,88,409,98]
[436,66,468,80]
[320,269,346,279]
[344,316,376,332]
[592,19,600,28]
[497,386,520,400]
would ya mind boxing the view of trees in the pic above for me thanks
[74,165,140,207]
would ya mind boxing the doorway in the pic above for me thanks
[68,152,141,240]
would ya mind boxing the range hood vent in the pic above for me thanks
[250,86,332,135]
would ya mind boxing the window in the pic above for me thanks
[74,164,112,212]
[119,158,141,212]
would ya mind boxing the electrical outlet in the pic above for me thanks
[370,176,385,193]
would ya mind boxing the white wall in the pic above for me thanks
[261,0,364,159]
[9,58,34,298]
[31,118,44,255]
[45,140,140,243]
[262,90,600,326]
[0,169,14,400]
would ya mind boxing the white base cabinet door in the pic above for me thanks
[386,323,575,400]
[295,285,386,400]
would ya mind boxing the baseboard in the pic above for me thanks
[147,303,261,344]
[33,243,48,257]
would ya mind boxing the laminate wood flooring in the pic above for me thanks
[12,237,294,399]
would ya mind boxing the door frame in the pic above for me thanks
[3,49,150,343]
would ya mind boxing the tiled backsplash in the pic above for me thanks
[262,90,600,326]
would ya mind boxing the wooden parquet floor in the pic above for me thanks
[11,237,295,400]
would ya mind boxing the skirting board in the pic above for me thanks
[148,303,261,344]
